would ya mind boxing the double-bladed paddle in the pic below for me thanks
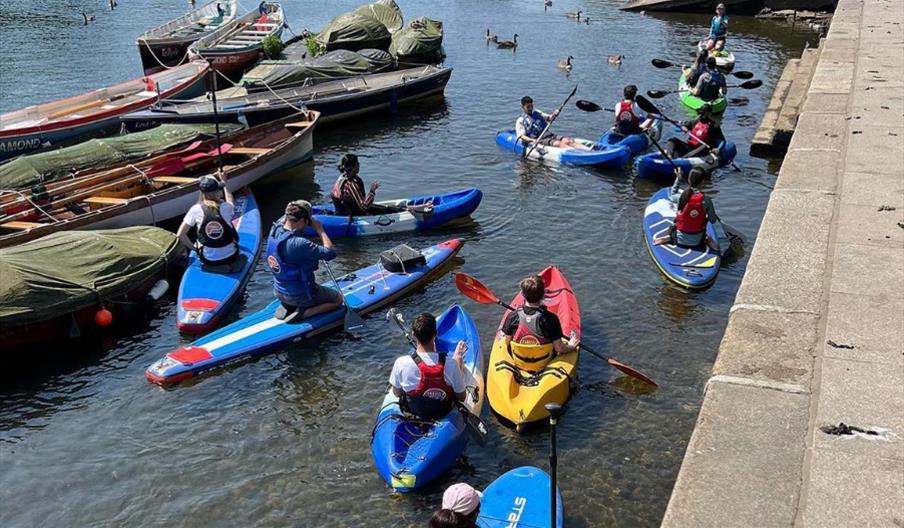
[574,100,614,113]
[453,272,658,387]
[647,79,762,99]
[385,308,489,447]
[523,84,579,159]
[650,58,754,79]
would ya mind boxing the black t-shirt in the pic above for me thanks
[501,306,565,342]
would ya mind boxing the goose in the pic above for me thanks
[544,0,553,7]
[583,17,591,24]
[557,56,574,71]
[485,28,498,42]
[82,12,95,24]
[566,10,581,19]
[607,55,624,65]
[109,0,117,10]
[497,34,518,49]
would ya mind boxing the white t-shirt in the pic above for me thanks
[181,202,237,262]
[389,351,466,394]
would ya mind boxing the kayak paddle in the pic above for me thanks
[524,84,579,159]
[385,308,490,447]
[575,100,614,113]
[546,402,563,528]
[646,79,762,99]
[453,272,658,387]
[323,260,366,332]
[650,58,754,79]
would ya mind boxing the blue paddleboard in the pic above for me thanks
[478,466,564,528]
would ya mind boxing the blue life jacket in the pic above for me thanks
[700,70,724,100]
[518,110,547,139]
[266,223,315,301]
[710,15,728,38]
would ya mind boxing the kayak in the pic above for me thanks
[697,41,736,72]
[598,115,664,156]
[304,188,482,238]
[634,140,737,180]
[478,466,564,528]
[487,266,580,430]
[146,239,465,385]
[495,130,631,167]
[371,304,484,492]
[678,73,727,114]
[643,188,721,289]
[176,188,263,334]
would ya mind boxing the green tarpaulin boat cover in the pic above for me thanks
[317,12,392,52]
[0,124,239,191]
[390,17,445,64]
[354,0,403,33]
[0,227,180,327]
[241,49,394,90]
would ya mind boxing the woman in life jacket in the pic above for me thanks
[683,50,710,89]
[706,3,729,51]
[665,104,726,159]
[176,173,239,266]
[330,153,394,216]
[613,85,656,136]
[389,313,468,421]
[501,275,579,369]
[654,167,721,251]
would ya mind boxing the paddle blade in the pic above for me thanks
[575,99,602,112]
[459,404,489,447]
[732,70,754,80]
[646,90,670,99]
[607,358,658,387]
[344,306,366,332]
[651,58,674,69]
[454,273,500,305]
[740,79,763,89]
[636,94,662,115]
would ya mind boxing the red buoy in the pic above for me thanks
[95,307,113,327]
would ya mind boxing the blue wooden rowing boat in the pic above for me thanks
[146,239,465,385]
[176,188,263,334]
[478,466,564,528]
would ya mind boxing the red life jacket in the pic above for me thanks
[403,351,455,419]
[675,192,707,234]
[688,121,712,147]
[255,13,269,32]
[615,100,640,127]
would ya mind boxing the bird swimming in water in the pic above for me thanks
[82,12,96,24]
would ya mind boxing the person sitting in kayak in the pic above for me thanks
[428,483,482,528]
[516,96,592,150]
[330,153,394,216]
[266,200,343,320]
[613,85,656,135]
[389,312,468,421]
[502,274,579,362]
[655,167,720,251]
[705,3,729,51]
[683,50,710,88]
[665,105,726,159]
[692,57,727,102]
[176,173,238,266]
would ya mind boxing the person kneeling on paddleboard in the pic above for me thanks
[666,105,726,159]
[655,168,721,251]
[691,57,728,102]
[613,84,656,136]
[389,313,468,421]
[176,173,239,267]
[428,483,482,528]
[266,200,343,320]
[503,275,579,361]
[516,96,591,150]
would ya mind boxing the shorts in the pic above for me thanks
[535,133,560,146]
[275,285,341,310]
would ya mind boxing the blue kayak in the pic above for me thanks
[643,188,721,289]
[495,130,631,167]
[634,140,738,179]
[176,188,263,334]
[478,466,563,528]
[371,304,484,492]
[598,116,664,156]
[304,188,482,238]
[146,239,465,385]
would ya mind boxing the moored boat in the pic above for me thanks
[0,61,209,162]
[0,111,319,249]
[137,0,239,74]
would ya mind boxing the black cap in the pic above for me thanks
[199,175,220,192]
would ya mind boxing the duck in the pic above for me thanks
[607,55,624,65]
[485,28,498,42]
[497,34,518,49]
[583,17,591,24]
[557,56,574,71]
[82,12,95,24]
[566,10,581,20]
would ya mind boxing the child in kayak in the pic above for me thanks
[502,274,579,360]
[176,173,239,267]
[389,312,468,421]
[665,105,726,159]
[428,483,482,528]
[655,167,720,251]
[516,96,592,150]
[706,3,729,51]
[692,57,728,102]
[613,85,656,135]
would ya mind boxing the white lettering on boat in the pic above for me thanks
[0,137,42,154]
[506,496,527,527]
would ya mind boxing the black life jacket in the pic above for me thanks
[197,204,237,249]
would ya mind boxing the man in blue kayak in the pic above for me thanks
[705,3,729,51]
[654,167,721,251]
[516,96,591,150]
[692,57,727,102]
[389,312,468,421]
[266,200,343,320]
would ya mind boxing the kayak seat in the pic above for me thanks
[508,341,553,370]
[494,360,568,387]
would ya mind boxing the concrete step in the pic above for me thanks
[751,59,800,156]
[774,46,821,143]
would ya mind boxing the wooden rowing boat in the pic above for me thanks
[137,0,239,74]
[0,111,319,249]
[0,61,209,162]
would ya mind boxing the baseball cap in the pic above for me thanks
[442,483,482,515]
[199,175,221,192]
[285,200,312,221]
[717,3,726,9]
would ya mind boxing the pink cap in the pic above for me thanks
[442,483,483,515]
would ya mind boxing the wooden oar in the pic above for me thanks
[647,79,762,99]
[524,85,578,159]
[46,93,128,120]
[650,58,754,79]
[453,272,658,387]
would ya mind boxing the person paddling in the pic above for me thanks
[654,167,720,251]
[503,275,579,360]
[665,105,726,159]
[683,50,710,89]
[176,173,239,267]
[692,57,728,102]
[613,85,656,136]
[389,312,468,421]
[706,3,729,51]
[266,200,342,320]
[428,483,482,528]
[516,96,591,150]
[330,153,395,216]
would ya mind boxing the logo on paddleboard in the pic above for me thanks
[204,221,225,240]
[267,255,281,273]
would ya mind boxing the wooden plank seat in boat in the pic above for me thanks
[153,176,198,184]
[285,121,312,130]
[227,147,271,156]
[84,196,130,206]
[2,221,44,230]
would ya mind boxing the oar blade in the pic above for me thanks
[344,306,366,332]
[732,70,754,79]
[651,58,673,69]
[740,79,763,89]
[459,404,489,447]
[607,357,658,387]
[454,272,500,305]
[646,90,670,99]
[575,99,602,112]
[636,94,662,115]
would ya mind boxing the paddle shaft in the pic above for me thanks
[549,413,558,528]
[322,259,365,331]
[208,63,224,172]
[524,85,578,159]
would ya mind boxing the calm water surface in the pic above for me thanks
[0,1,818,526]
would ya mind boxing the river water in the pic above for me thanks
[0,1,818,526]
